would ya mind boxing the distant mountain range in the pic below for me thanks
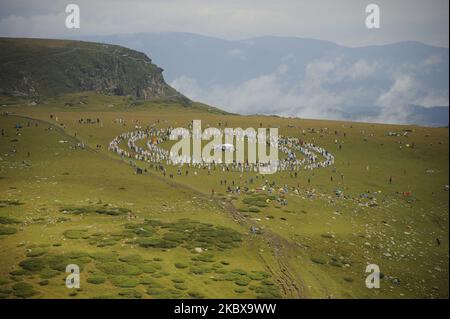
[78,32,449,126]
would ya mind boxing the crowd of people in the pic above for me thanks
[108,126,334,173]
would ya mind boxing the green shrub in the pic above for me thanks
[330,260,343,267]
[90,251,118,262]
[109,276,140,288]
[63,229,88,239]
[10,269,28,276]
[310,257,326,265]
[40,268,60,279]
[0,216,20,224]
[187,291,205,299]
[171,278,184,284]
[235,279,250,286]
[138,264,157,274]
[119,254,144,265]
[12,282,36,298]
[118,289,142,299]
[26,248,48,257]
[19,258,46,272]
[87,276,106,284]
[173,283,188,290]
[248,271,270,281]
[0,226,17,235]
[0,199,23,206]
[97,262,142,276]
[146,288,162,296]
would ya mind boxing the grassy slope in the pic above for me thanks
[0,92,448,299]
[0,38,180,100]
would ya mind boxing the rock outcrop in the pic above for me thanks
[0,38,189,104]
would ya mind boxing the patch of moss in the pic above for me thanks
[118,289,142,299]
[138,264,157,274]
[38,280,49,286]
[0,216,20,224]
[109,276,140,288]
[26,248,48,257]
[89,251,118,262]
[119,254,144,265]
[311,257,326,265]
[12,282,36,298]
[235,278,250,286]
[19,258,46,272]
[248,206,261,213]
[0,199,24,207]
[174,262,188,269]
[97,262,142,276]
[146,288,162,296]
[39,268,60,279]
[0,225,17,235]
[63,229,89,239]
[187,291,205,299]
[173,283,188,290]
[234,287,246,293]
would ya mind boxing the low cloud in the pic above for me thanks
[172,58,449,124]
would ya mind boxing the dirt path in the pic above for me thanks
[10,113,305,298]
[219,200,304,298]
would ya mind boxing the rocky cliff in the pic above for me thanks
[0,38,190,104]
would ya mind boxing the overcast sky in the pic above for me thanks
[0,0,448,47]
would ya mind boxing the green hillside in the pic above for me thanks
[0,38,447,299]
[0,38,189,104]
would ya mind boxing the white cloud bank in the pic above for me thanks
[172,57,449,124]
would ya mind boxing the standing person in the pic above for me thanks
[389,176,392,184]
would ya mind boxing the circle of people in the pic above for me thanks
[108,125,334,173]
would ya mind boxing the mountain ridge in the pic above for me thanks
[74,32,448,126]
[0,37,190,105]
